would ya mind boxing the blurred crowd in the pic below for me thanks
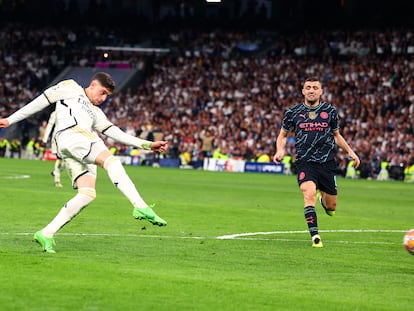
[1,23,414,181]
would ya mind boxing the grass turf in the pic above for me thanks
[0,158,413,311]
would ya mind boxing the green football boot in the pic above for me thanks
[133,204,167,226]
[33,231,56,253]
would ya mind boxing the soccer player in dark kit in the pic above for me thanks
[273,77,360,247]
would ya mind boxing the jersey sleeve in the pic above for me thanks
[93,107,115,133]
[330,106,339,131]
[92,107,152,150]
[281,108,293,132]
[6,93,51,125]
[103,126,152,150]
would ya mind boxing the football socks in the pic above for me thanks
[104,155,148,208]
[42,187,96,237]
[304,206,319,238]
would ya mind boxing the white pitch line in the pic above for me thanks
[216,229,407,240]
[221,237,398,245]
[0,174,31,179]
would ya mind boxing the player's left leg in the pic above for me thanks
[318,191,336,216]
[42,183,96,237]
[34,159,97,253]
[38,184,96,228]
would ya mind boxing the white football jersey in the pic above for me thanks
[44,79,113,136]
[7,78,151,151]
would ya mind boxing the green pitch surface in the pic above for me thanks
[0,158,413,311]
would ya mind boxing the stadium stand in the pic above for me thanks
[1,1,413,181]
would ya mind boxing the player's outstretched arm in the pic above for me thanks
[1,94,51,127]
[103,125,168,153]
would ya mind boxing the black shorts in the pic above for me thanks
[296,160,338,195]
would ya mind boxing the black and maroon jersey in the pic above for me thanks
[281,101,339,164]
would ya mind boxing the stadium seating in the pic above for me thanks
[1,21,413,180]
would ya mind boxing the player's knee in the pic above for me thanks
[103,155,124,171]
[78,187,97,204]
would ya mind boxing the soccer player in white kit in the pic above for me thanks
[0,72,168,253]
[42,110,65,187]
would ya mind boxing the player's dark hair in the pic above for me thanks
[304,76,320,83]
[304,76,321,87]
[92,72,115,93]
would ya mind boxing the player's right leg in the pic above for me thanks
[92,143,167,226]
[132,204,167,226]
[299,179,323,247]
[318,165,338,216]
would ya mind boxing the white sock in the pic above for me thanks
[42,188,96,237]
[104,156,147,208]
[53,160,61,183]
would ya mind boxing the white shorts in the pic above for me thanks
[55,127,108,188]
[55,127,104,162]
[65,158,97,189]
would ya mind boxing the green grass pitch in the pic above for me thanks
[0,158,413,310]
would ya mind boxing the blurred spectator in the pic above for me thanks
[404,158,414,182]
[201,129,215,158]
[0,136,9,157]
[9,138,21,159]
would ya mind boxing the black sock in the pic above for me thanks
[304,206,318,238]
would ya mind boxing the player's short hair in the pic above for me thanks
[92,72,115,93]
[303,76,321,87]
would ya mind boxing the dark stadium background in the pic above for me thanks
[1,0,413,30]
